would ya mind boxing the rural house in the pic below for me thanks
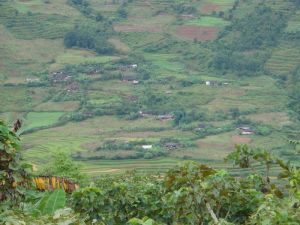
[122,74,137,82]
[142,145,153,150]
[51,71,71,83]
[164,142,180,150]
[26,78,40,83]
[66,83,79,92]
[157,114,174,121]
[205,81,222,86]
[119,64,138,71]
[237,126,255,135]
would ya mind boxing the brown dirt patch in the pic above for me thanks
[175,26,219,41]
[114,25,162,33]
[201,3,221,13]
[231,135,252,144]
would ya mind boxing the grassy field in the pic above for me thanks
[22,112,64,131]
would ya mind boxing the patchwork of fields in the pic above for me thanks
[0,0,299,176]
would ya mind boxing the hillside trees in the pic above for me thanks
[64,23,116,54]
[40,152,84,183]
[221,5,287,50]
[212,4,287,74]
[288,66,300,121]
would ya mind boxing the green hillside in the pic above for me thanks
[0,0,299,176]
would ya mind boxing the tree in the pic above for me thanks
[0,120,31,202]
[229,107,240,119]
[117,7,128,18]
[41,151,84,183]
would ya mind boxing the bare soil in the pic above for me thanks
[175,26,219,41]
[201,3,221,13]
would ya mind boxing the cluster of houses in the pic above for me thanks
[51,71,72,83]
[120,64,140,85]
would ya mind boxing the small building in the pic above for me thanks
[206,80,226,86]
[237,126,255,135]
[164,142,180,150]
[83,112,93,118]
[157,114,174,121]
[51,71,71,83]
[142,145,153,150]
[119,64,138,71]
[139,111,152,117]
[66,83,79,92]
[122,75,137,82]
[181,14,194,19]
[26,78,40,83]
[194,123,207,131]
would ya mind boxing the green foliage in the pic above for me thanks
[212,50,269,74]
[64,23,116,54]
[166,3,197,14]
[117,7,128,19]
[35,189,66,215]
[221,5,287,50]
[0,207,84,225]
[72,162,266,224]
[127,217,160,225]
[40,151,84,183]
[72,186,105,222]
[256,125,272,136]
[249,194,300,224]
[0,120,31,202]
[288,66,300,121]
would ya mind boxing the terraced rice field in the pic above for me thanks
[0,1,73,39]
[175,26,219,41]
[22,112,65,131]
[265,41,300,75]
[286,10,300,33]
